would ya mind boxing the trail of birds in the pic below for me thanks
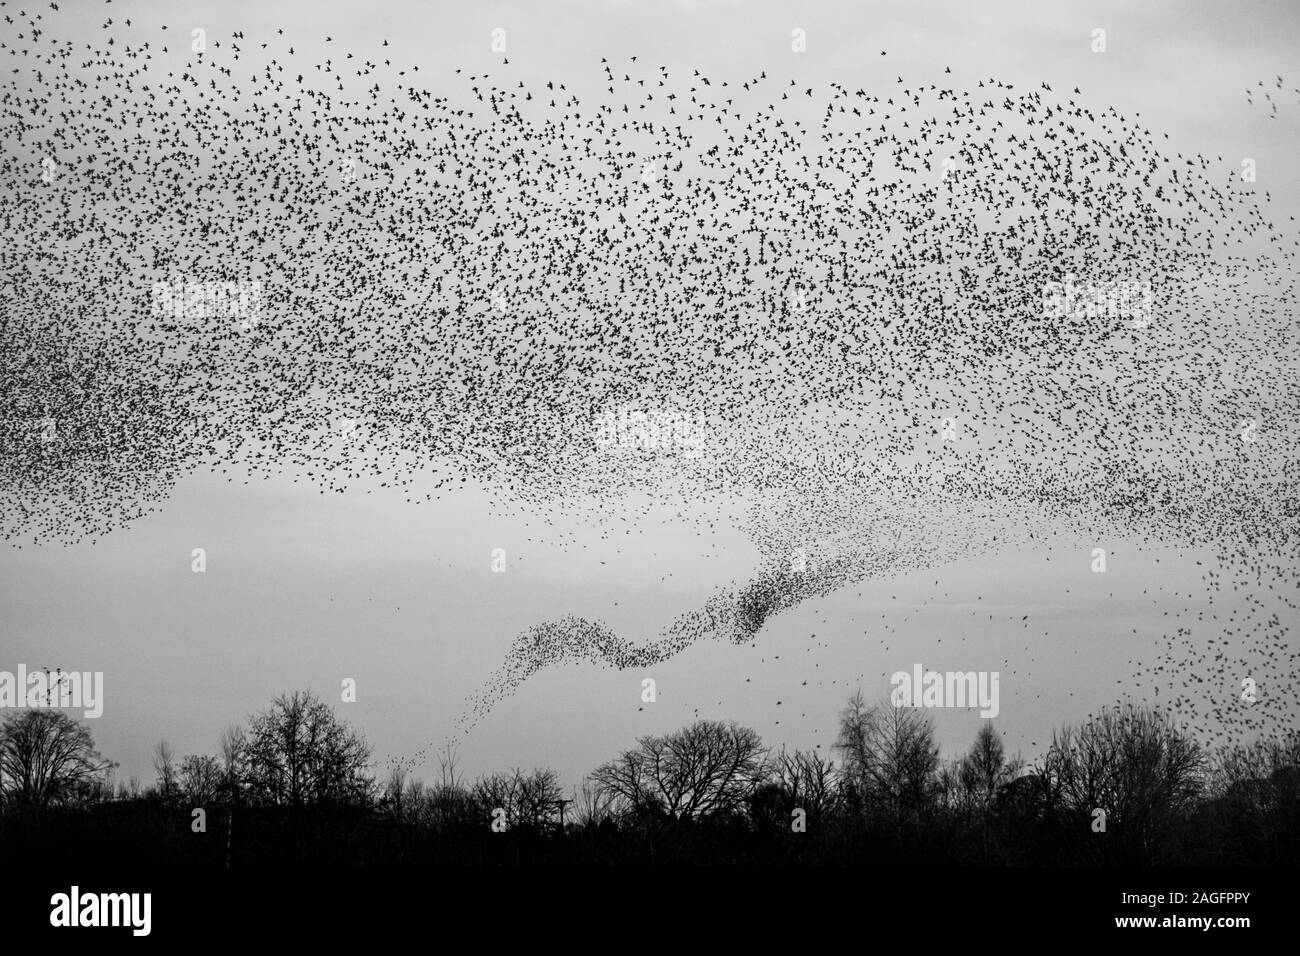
[1,3,1296,771]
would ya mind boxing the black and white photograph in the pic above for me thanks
[1,0,1297,940]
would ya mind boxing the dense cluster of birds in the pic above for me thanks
[1,3,1296,763]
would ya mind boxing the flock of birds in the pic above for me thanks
[1,3,1296,771]
[1245,76,1299,119]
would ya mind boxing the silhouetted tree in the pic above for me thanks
[6,693,1300,866]
[772,746,843,825]
[114,775,144,801]
[1209,730,1300,803]
[241,690,373,808]
[384,765,410,817]
[1205,729,1300,864]
[217,724,244,868]
[0,710,114,812]
[956,723,1022,813]
[574,776,616,828]
[1041,704,1202,863]
[179,754,222,807]
[152,739,179,804]
[592,720,770,822]
[471,767,565,831]
[834,691,940,828]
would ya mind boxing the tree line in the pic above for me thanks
[1,688,1296,865]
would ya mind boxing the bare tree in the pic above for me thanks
[401,776,427,821]
[0,710,115,812]
[152,739,179,804]
[471,767,565,830]
[956,723,1023,813]
[833,690,940,825]
[1205,729,1300,862]
[1208,730,1300,803]
[217,724,245,798]
[574,776,616,827]
[1041,704,1203,860]
[425,776,475,829]
[514,767,565,829]
[179,754,223,806]
[436,741,462,790]
[384,765,410,817]
[592,720,770,822]
[773,746,843,822]
[217,724,244,868]
[242,690,373,808]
